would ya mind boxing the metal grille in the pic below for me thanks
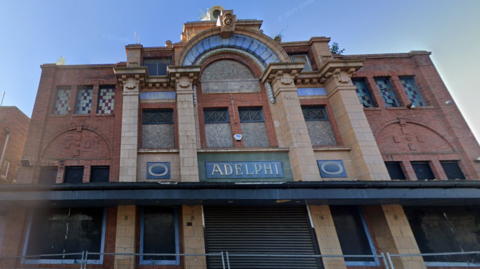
[239,108,263,122]
[143,110,174,124]
[204,206,321,269]
[302,106,327,121]
[204,109,229,123]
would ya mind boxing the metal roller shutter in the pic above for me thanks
[204,206,322,269]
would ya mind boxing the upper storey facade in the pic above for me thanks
[16,8,480,186]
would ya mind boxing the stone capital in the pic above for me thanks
[317,59,363,84]
[260,62,304,85]
[168,65,201,88]
[114,67,147,90]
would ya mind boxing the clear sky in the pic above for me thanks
[0,0,479,142]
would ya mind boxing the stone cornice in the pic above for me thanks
[113,67,147,87]
[260,62,305,84]
[280,36,331,47]
[317,59,364,83]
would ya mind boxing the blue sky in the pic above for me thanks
[1,0,479,142]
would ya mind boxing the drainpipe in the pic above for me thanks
[0,127,10,177]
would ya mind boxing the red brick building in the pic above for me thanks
[0,6,479,269]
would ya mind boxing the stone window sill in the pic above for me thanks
[96,113,115,117]
[198,148,289,153]
[313,146,351,152]
[72,114,91,117]
[363,107,381,111]
[138,148,179,153]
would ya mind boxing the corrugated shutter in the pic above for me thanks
[204,206,321,269]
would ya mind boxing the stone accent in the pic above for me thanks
[241,122,270,147]
[309,205,347,269]
[205,123,233,148]
[137,153,180,181]
[261,63,320,181]
[182,205,207,269]
[142,124,175,148]
[322,64,390,180]
[201,60,255,80]
[119,78,139,182]
[306,121,337,146]
[114,206,136,269]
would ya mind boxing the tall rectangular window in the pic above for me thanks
[90,166,110,183]
[74,87,93,114]
[375,78,401,107]
[142,110,175,149]
[441,161,466,180]
[144,59,172,76]
[140,207,179,265]
[400,77,427,107]
[385,162,406,180]
[24,208,105,264]
[302,106,337,146]
[64,166,84,183]
[330,206,378,266]
[352,79,375,107]
[411,161,435,180]
[52,87,71,115]
[97,86,115,114]
[290,54,313,72]
[239,108,269,147]
[204,109,233,148]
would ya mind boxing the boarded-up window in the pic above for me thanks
[142,110,175,149]
[39,166,58,184]
[204,109,233,148]
[239,108,269,147]
[25,208,105,262]
[405,206,480,264]
[441,161,466,180]
[140,207,179,265]
[330,206,377,266]
[302,106,337,146]
[385,162,406,180]
[64,166,84,183]
[90,166,110,183]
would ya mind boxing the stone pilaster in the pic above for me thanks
[261,63,320,181]
[320,61,390,180]
[309,205,346,269]
[119,77,139,182]
[115,206,137,269]
[365,205,426,269]
[169,66,201,182]
[182,206,207,268]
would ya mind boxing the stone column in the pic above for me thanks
[261,63,320,181]
[169,66,201,182]
[320,62,390,180]
[309,205,346,269]
[182,206,207,268]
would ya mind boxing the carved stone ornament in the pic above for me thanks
[125,79,137,90]
[179,76,191,88]
[218,10,236,39]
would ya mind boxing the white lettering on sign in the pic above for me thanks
[206,162,283,179]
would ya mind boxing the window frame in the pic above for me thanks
[90,166,110,183]
[203,108,230,124]
[302,106,329,121]
[52,87,72,115]
[22,208,107,265]
[238,107,265,123]
[74,86,93,115]
[411,161,436,180]
[139,207,180,265]
[143,58,172,76]
[385,161,407,180]
[352,78,376,108]
[374,77,401,107]
[64,166,84,183]
[331,206,380,267]
[440,160,466,180]
[96,86,116,115]
[399,76,427,107]
[289,54,313,72]
[142,110,174,125]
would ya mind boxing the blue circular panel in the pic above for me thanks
[320,162,344,175]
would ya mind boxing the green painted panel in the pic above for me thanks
[198,152,293,182]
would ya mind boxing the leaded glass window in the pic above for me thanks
[400,77,427,107]
[302,106,328,121]
[375,78,401,107]
[52,87,71,115]
[352,79,375,107]
[239,108,264,122]
[204,109,229,123]
[143,110,174,124]
[74,87,93,114]
[97,87,115,114]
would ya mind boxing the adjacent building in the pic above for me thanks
[1,6,480,269]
